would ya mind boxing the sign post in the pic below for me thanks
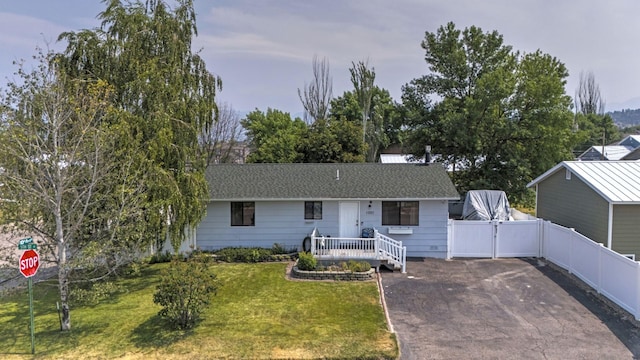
[18,247,39,355]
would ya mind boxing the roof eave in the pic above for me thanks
[527,162,567,188]
[209,196,460,202]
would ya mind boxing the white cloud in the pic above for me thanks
[2,0,640,112]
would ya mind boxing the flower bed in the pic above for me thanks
[291,266,375,281]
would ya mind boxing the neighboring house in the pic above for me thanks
[577,145,634,161]
[618,134,640,148]
[578,135,640,161]
[207,141,250,164]
[527,161,640,259]
[196,163,460,258]
[622,147,640,160]
[379,154,424,164]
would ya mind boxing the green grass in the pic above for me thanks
[0,262,397,359]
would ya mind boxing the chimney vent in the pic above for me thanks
[425,145,432,165]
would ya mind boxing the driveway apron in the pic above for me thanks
[381,258,640,359]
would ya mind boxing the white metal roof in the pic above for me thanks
[527,161,640,204]
[578,145,635,161]
[618,134,640,147]
[379,154,423,164]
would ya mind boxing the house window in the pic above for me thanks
[305,201,322,219]
[382,201,419,226]
[231,202,255,226]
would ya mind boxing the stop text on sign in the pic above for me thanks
[20,256,39,270]
[19,249,40,278]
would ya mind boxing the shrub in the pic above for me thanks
[347,260,371,272]
[148,251,174,264]
[212,247,273,262]
[153,256,219,330]
[70,282,124,306]
[211,245,299,262]
[296,252,317,271]
[271,243,289,255]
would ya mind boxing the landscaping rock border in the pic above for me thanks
[291,266,375,281]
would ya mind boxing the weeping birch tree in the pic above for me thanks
[56,0,221,252]
[0,0,221,331]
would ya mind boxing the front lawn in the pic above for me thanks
[0,262,397,359]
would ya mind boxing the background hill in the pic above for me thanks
[608,108,640,127]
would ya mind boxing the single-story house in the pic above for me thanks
[195,163,460,258]
[527,161,640,259]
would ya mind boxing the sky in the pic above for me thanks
[2,0,640,116]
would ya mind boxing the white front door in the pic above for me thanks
[339,201,360,238]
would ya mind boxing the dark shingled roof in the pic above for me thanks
[205,163,460,201]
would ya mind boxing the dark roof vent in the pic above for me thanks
[425,145,432,165]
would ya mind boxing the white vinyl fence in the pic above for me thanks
[542,222,640,320]
[448,219,640,320]
[447,219,541,258]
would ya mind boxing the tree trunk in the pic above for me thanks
[56,211,71,331]
[58,262,71,330]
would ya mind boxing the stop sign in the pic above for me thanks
[19,249,40,278]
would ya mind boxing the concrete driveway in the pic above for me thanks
[380,258,640,359]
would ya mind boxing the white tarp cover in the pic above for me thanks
[462,190,511,220]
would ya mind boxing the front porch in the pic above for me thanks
[310,228,407,273]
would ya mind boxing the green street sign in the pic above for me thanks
[18,237,37,250]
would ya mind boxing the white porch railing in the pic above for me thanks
[310,228,407,273]
[375,230,407,273]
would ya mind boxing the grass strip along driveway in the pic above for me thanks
[0,262,397,359]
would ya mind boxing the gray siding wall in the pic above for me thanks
[537,169,609,245]
[578,148,602,161]
[612,205,640,259]
[196,200,449,257]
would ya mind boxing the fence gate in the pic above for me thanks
[448,219,541,259]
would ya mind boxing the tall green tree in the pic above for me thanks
[242,108,307,163]
[56,0,221,251]
[402,22,576,203]
[573,113,620,156]
[0,51,149,331]
[330,88,398,162]
[298,55,333,123]
[573,71,620,155]
[349,60,375,154]
[298,118,365,163]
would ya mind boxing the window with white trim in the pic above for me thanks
[382,201,419,226]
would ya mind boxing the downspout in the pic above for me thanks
[607,202,613,250]
[535,184,539,218]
